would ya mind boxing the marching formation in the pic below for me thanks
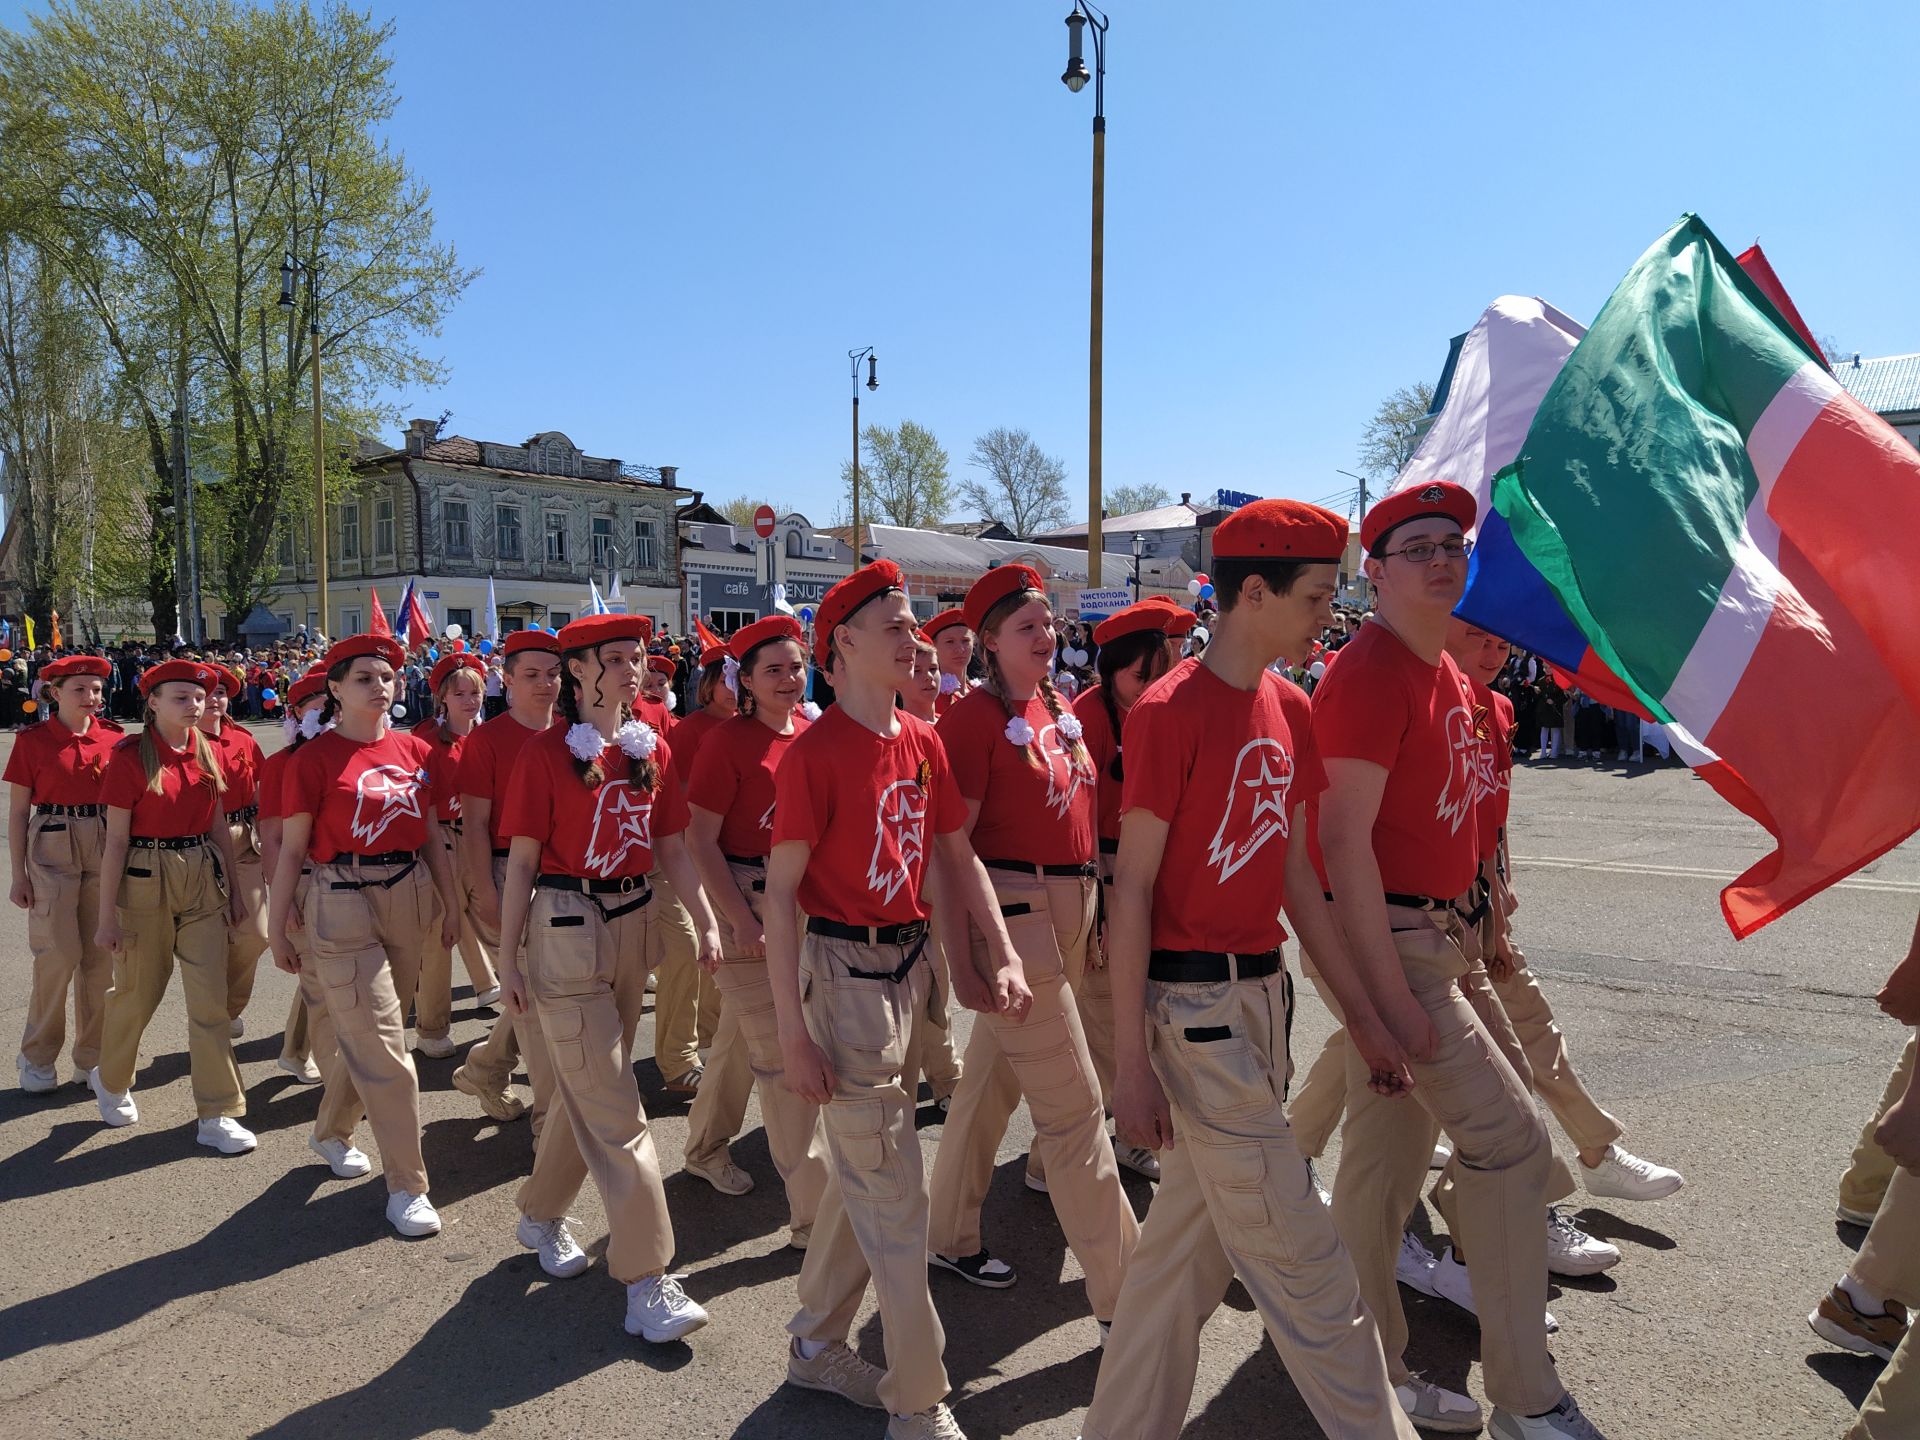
[10,488,1714,1439]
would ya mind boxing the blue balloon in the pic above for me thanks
[427,647,440,661]
[260,687,277,702]
[478,638,494,654]
[1199,583,1215,600]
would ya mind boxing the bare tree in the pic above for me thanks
[961,427,1068,535]
[841,419,951,529]
[1356,381,1436,481]
[1105,481,1172,518]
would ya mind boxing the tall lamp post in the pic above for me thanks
[1334,468,1371,602]
[1062,2,1109,586]
[848,347,877,569]
[279,251,327,637]
[1129,529,1144,595]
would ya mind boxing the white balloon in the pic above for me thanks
[390,704,408,720]
[1187,579,1203,597]
[444,622,464,639]
[1309,661,1327,680]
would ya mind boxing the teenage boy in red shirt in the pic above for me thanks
[765,561,1026,1440]
[1084,499,1418,1440]
[1315,482,1605,1440]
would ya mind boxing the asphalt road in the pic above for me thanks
[0,724,1909,1439]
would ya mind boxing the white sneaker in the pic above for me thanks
[415,1033,458,1059]
[624,1273,708,1342]
[1397,1379,1484,1433]
[229,1017,245,1039]
[473,985,502,1008]
[309,1135,372,1178]
[278,1054,323,1084]
[1580,1143,1685,1202]
[1307,1158,1332,1207]
[1545,1206,1621,1276]
[1490,1393,1607,1439]
[1114,1141,1161,1181]
[517,1214,590,1277]
[886,1403,967,1439]
[1024,1165,1050,1194]
[387,1191,442,1237]
[88,1067,137,1126]
[1395,1230,1439,1296]
[1431,1141,1452,1169]
[1431,1246,1558,1333]
[16,1053,58,1093]
[196,1117,258,1154]
[645,972,658,993]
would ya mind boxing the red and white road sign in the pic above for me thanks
[753,505,777,539]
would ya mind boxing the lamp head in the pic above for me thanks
[277,253,296,308]
[866,354,879,391]
[1063,10,1090,92]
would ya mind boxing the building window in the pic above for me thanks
[445,500,471,558]
[550,609,572,628]
[543,438,570,475]
[277,524,293,565]
[447,607,473,634]
[785,530,803,559]
[341,607,363,635]
[375,496,395,555]
[496,504,523,562]
[710,609,757,634]
[592,517,614,569]
[306,610,319,633]
[545,512,568,564]
[340,502,361,560]
[277,611,294,633]
[633,516,656,569]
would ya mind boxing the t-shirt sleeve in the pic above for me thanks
[771,743,827,849]
[936,700,992,802]
[1313,663,1409,767]
[685,733,739,818]
[1,730,34,788]
[495,745,552,843]
[99,745,144,811]
[1117,694,1193,823]
[927,733,966,836]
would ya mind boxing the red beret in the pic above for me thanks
[1361,481,1476,555]
[646,655,677,677]
[1142,595,1199,636]
[206,663,244,698]
[41,655,111,682]
[502,629,561,659]
[1212,498,1349,563]
[287,672,328,708]
[139,659,218,698]
[727,615,804,665]
[814,560,907,666]
[962,564,1046,635]
[1093,601,1179,648]
[322,633,405,672]
[430,652,486,692]
[919,609,970,642]
[556,614,653,651]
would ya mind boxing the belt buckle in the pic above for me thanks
[901,920,927,947]
[619,875,637,895]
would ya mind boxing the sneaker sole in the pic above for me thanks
[452,1069,526,1122]
[1547,1251,1622,1278]
[928,1255,1018,1289]
[1585,1175,1685,1202]
[309,1140,372,1179]
[1809,1308,1897,1362]
[1023,1174,1050,1194]
[1117,1158,1161,1182]
[196,1134,257,1155]
[686,1165,754,1197]
[390,1217,442,1238]
[1836,1204,1878,1228]
[627,1311,708,1343]
[786,1370,885,1409]
[277,1060,323,1085]
[1401,1403,1484,1434]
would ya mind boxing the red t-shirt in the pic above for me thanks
[1120,660,1323,955]
[496,724,688,880]
[257,747,292,822]
[284,728,448,863]
[1310,622,1481,899]
[938,687,1094,867]
[934,684,967,718]
[2,715,118,806]
[665,706,726,793]
[1072,684,1125,845]
[772,705,964,926]
[411,717,468,822]
[636,697,677,737]
[100,733,221,838]
[1473,682,1514,864]
[456,711,554,849]
[206,721,263,814]
[687,712,811,859]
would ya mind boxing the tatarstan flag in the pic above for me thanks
[1491,213,1920,937]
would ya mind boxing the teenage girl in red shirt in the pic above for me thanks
[198,665,269,1044]
[7,655,118,1093]
[256,668,329,1086]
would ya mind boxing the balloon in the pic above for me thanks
[477,638,494,654]
[1187,579,1202,597]
[1309,661,1327,680]
[1199,583,1215,600]
[21,700,36,713]
[1194,573,1209,586]
[451,638,466,653]
[390,704,408,720]
[261,688,277,702]
[0,649,11,662]
[427,647,440,661]
[264,697,279,710]
[668,645,681,657]
[445,622,464,639]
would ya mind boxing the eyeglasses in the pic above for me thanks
[1381,538,1473,565]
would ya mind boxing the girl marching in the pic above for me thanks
[493,613,723,1342]
[89,660,254,1155]
[8,654,119,1092]
[923,565,1138,1321]
[198,665,269,1042]
[256,667,329,1085]
[270,634,461,1237]
[680,616,831,1245]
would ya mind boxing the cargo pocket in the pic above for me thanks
[998,1007,1093,1100]
[1191,1138,1296,1264]
[823,1098,903,1204]
[310,883,377,958]
[315,953,367,1030]
[544,1002,588,1082]
[534,905,601,988]
[117,862,164,916]
[824,977,901,1071]
[1170,1024,1273,1122]
[29,820,74,874]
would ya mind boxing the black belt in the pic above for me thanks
[36,803,103,817]
[723,853,766,869]
[226,804,259,825]
[325,852,419,890]
[129,834,205,850]
[1385,891,1475,924]
[445,818,463,835]
[492,847,512,858]
[808,916,928,949]
[538,872,654,921]
[982,858,1097,878]
[1148,948,1283,984]
[1097,836,1119,855]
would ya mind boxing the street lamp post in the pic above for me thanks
[1062,2,1109,587]
[1129,529,1144,595]
[848,347,877,569]
[280,251,327,637]
[1334,468,1371,602]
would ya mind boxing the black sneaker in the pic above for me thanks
[928,1248,1017,1288]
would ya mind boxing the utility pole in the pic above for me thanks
[169,380,191,647]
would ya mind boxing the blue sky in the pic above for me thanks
[9,0,1919,526]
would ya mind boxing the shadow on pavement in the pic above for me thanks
[1805,1350,1882,1409]
[1572,1206,1677,1253]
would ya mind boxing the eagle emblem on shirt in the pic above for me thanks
[351,764,425,847]
[1467,702,1503,806]
[869,777,927,904]
[1206,738,1294,882]
[584,781,653,877]
[1435,705,1480,834]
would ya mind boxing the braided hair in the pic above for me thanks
[559,645,660,791]
[979,588,1092,774]
[1093,628,1170,783]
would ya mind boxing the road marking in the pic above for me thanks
[1515,855,1920,895]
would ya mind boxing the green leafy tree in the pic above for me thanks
[841,418,951,529]
[961,426,1068,535]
